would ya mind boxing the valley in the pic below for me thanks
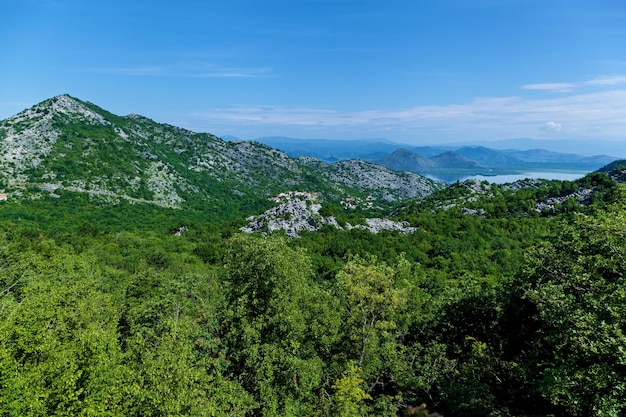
[254,136,621,182]
[1,96,625,417]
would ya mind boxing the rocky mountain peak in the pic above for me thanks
[4,95,108,133]
[0,95,443,212]
[45,95,109,125]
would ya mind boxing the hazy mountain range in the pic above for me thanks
[1,94,620,222]
[252,136,620,175]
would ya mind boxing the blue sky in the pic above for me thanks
[2,0,626,147]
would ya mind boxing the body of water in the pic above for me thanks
[426,171,589,184]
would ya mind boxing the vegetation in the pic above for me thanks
[1,97,625,415]
[1,95,441,214]
[1,168,625,416]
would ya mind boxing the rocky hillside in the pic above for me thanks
[597,159,626,174]
[241,198,418,238]
[409,166,621,218]
[0,95,443,209]
[298,157,440,202]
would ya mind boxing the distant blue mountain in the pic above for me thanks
[472,138,626,158]
[253,136,400,162]
[455,146,525,167]
[376,148,437,171]
[501,148,616,167]
[250,136,619,174]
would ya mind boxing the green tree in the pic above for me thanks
[519,211,626,416]
[331,362,371,417]
[335,255,411,410]
[221,234,341,416]
[125,316,255,417]
[0,249,130,416]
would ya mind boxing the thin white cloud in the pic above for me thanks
[190,88,626,141]
[522,75,626,92]
[208,67,273,78]
[92,63,272,78]
[521,83,575,92]
[543,121,562,132]
[583,75,626,87]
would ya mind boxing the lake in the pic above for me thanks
[426,171,589,184]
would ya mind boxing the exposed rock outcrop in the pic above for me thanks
[241,198,418,238]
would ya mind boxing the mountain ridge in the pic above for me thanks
[0,95,443,214]
[251,136,620,175]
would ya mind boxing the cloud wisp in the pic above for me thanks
[522,75,626,93]
[92,62,273,78]
[191,86,626,141]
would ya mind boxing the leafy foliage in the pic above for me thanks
[518,209,626,416]
[1,119,626,415]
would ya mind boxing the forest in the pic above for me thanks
[1,172,626,417]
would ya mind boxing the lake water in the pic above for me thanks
[426,171,589,184]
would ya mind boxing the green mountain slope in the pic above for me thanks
[3,99,626,417]
[0,95,443,216]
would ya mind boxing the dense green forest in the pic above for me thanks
[1,173,626,416]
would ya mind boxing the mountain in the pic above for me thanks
[376,148,480,172]
[597,159,626,173]
[249,137,619,174]
[0,95,442,213]
[253,136,465,162]
[298,157,439,202]
[409,145,457,158]
[376,148,437,171]
[430,151,481,169]
[455,146,525,167]
[253,136,404,162]
[219,134,240,142]
[474,138,626,157]
[500,148,616,169]
[395,159,626,222]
